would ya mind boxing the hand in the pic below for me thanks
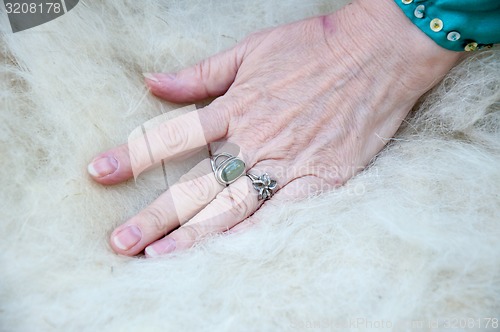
[88,0,459,257]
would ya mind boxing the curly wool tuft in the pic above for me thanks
[0,1,499,331]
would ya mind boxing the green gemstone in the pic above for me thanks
[220,158,245,184]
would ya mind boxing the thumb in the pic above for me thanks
[143,43,245,103]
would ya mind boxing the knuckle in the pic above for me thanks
[180,225,205,242]
[218,184,253,220]
[159,120,187,154]
[241,30,266,49]
[140,205,168,233]
[195,58,211,90]
[176,175,217,206]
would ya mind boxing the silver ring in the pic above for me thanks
[210,153,246,185]
[246,173,277,200]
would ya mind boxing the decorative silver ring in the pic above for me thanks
[246,173,277,200]
[210,153,246,185]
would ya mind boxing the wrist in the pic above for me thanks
[326,0,461,94]
[363,0,460,63]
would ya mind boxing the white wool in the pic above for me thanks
[1,0,499,331]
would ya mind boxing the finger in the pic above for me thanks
[143,43,246,103]
[86,143,133,185]
[228,204,270,234]
[109,158,223,256]
[88,105,229,184]
[144,166,290,257]
[145,173,260,257]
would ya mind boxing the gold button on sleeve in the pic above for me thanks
[464,42,478,52]
[430,18,443,32]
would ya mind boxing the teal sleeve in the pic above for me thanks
[394,0,500,52]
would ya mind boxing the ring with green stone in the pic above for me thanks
[210,153,246,185]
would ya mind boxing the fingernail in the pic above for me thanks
[113,225,142,251]
[142,72,160,82]
[87,156,118,178]
[145,238,176,257]
[143,72,177,83]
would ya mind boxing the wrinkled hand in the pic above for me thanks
[88,0,459,257]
